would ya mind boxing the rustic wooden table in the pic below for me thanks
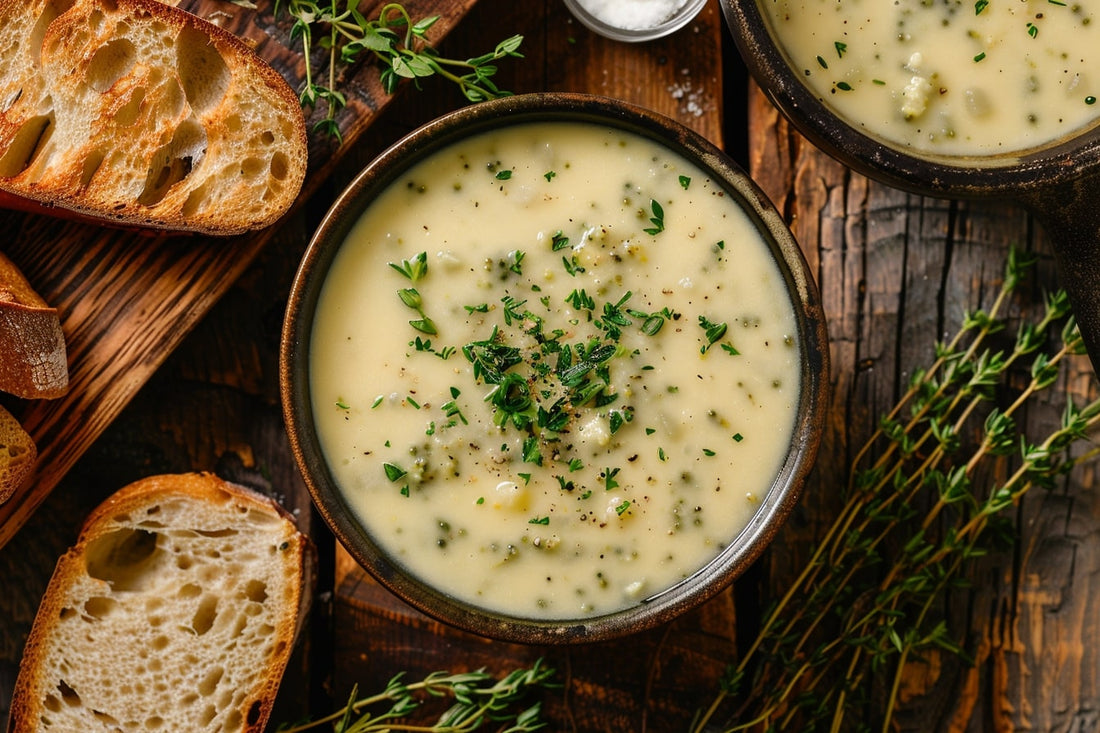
[2,0,1098,731]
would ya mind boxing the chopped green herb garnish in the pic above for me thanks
[698,315,728,353]
[509,250,525,275]
[834,41,847,57]
[518,472,532,484]
[973,51,987,62]
[486,372,535,429]
[442,399,468,426]
[643,199,665,235]
[389,251,429,281]
[522,436,543,465]
[384,463,407,482]
[732,432,744,442]
[975,0,988,14]
[397,287,438,334]
[550,230,570,251]
[398,287,423,309]
[463,326,523,383]
[371,395,384,408]
[615,500,631,516]
[678,175,691,190]
[336,399,350,410]
[609,409,632,434]
[495,169,513,180]
[836,81,853,91]
[566,288,595,311]
[408,316,437,335]
[562,255,585,276]
[604,467,621,491]
[703,448,716,457]
[529,515,550,525]
[544,170,556,182]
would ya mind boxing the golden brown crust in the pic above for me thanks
[0,251,67,400]
[8,472,316,733]
[0,402,36,504]
[0,0,309,236]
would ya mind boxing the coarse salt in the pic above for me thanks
[574,0,690,31]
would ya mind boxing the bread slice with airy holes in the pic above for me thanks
[0,0,308,236]
[8,472,316,732]
[0,250,67,402]
[0,402,36,503]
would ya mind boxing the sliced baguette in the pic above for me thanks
[8,472,316,733]
[0,402,36,503]
[0,0,309,236]
[0,250,67,401]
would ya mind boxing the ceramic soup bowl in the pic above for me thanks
[722,0,1100,371]
[280,92,828,644]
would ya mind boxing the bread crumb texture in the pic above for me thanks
[0,0,308,235]
[10,473,312,732]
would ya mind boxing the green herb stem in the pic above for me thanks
[276,1,523,140]
[692,248,1100,733]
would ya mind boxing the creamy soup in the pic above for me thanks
[310,121,801,619]
[760,0,1100,156]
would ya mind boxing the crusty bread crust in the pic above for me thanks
[0,251,67,401]
[8,472,316,732]
[0,403,37,504]
[0,0,309,236]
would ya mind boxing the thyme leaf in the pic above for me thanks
[275,1,524,141]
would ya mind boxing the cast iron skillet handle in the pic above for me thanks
[1018,171,1100,375]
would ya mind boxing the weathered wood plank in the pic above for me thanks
[746,76,1100,731]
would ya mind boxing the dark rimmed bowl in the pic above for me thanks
[280,92,829,644]
[721,0,1100,372]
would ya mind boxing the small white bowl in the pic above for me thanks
[563,0,708,42]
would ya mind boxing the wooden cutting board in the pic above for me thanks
[0,0,479,549]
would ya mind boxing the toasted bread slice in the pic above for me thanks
[0,251,67,401]
[0,0,308,236]
[0,402,36,503]
[8,472,316,732]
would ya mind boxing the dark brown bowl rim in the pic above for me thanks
[721,0,1100,199]
[280,92,830,645]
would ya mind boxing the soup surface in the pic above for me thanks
[760,0,1100,156]
[310,121,801,619]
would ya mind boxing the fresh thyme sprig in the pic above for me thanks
[692,248,1100,732]
[277,658,556,732]
[275,1,524,140]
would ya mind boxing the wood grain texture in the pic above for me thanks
[745,78,1100,731]
[5,0,1098,730]
[0,0,479,549]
